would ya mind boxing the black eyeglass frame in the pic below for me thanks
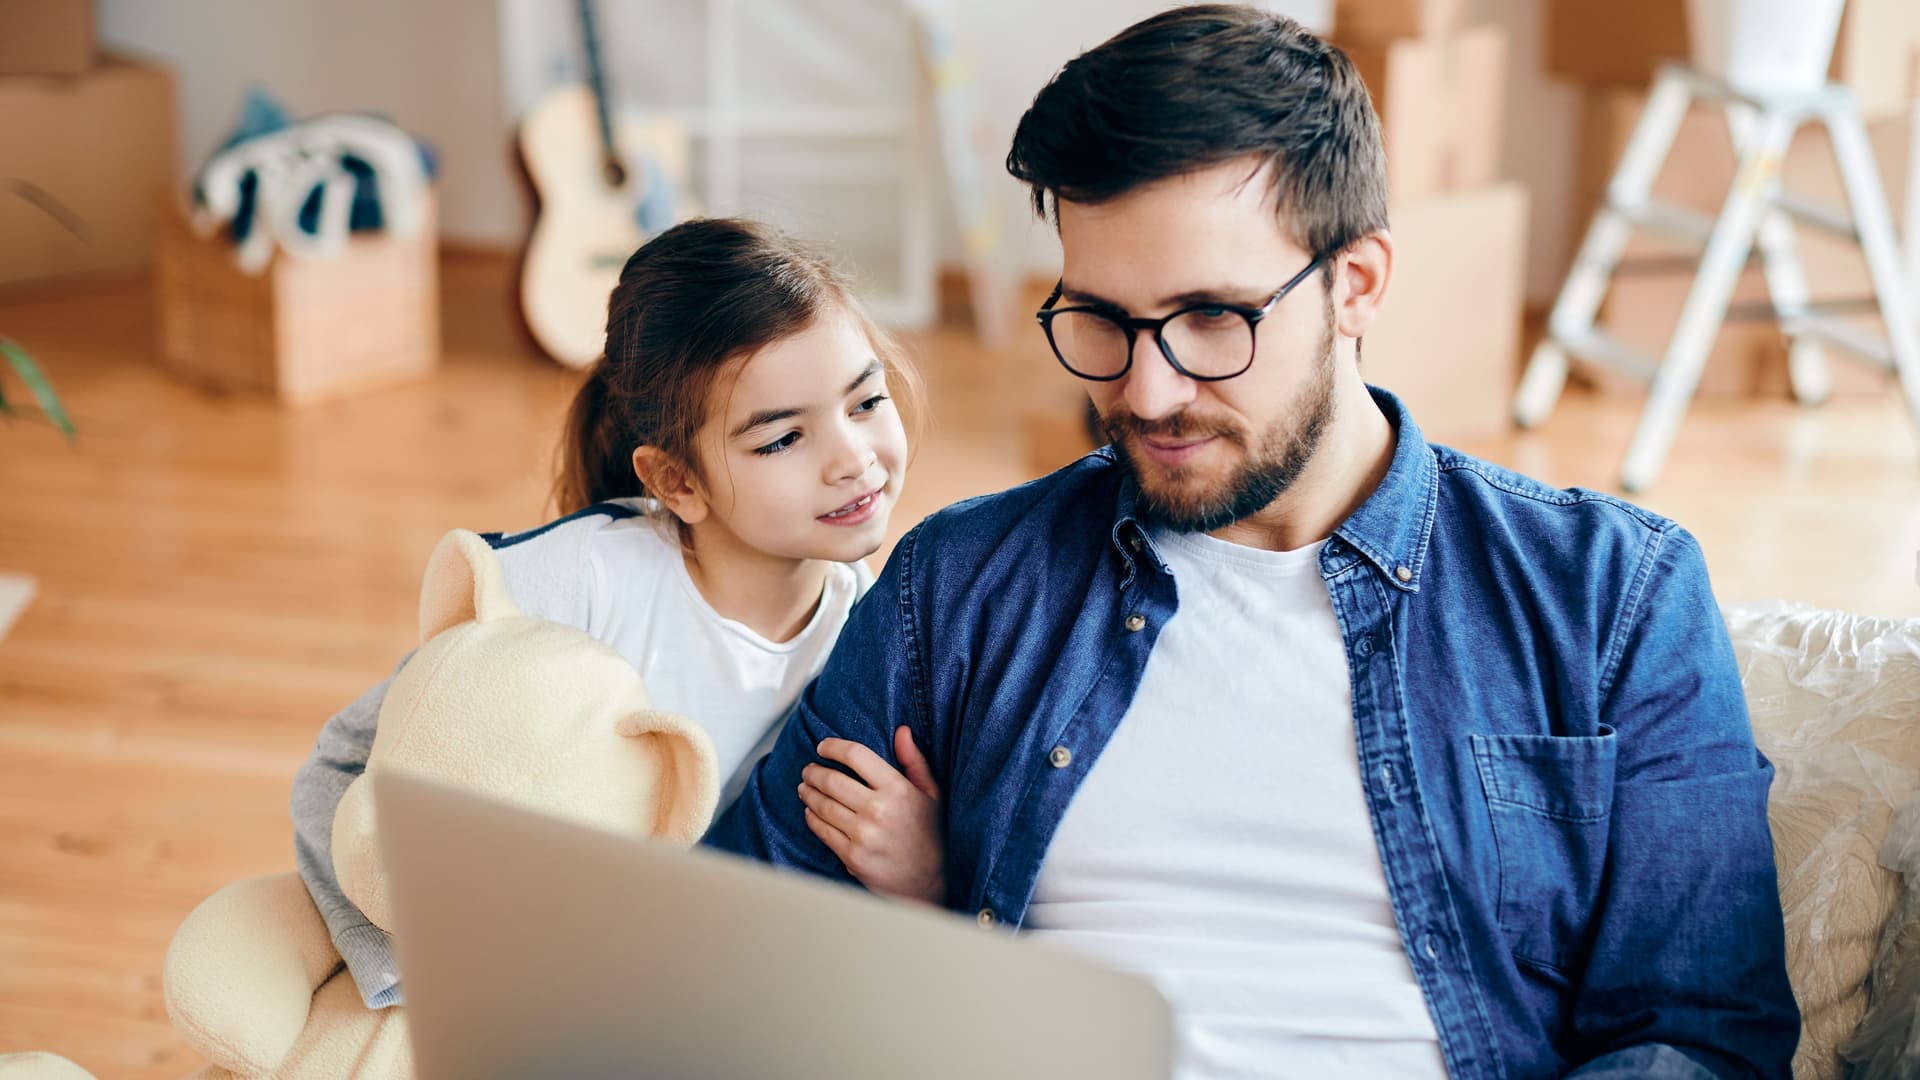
[1035,253,1330,382]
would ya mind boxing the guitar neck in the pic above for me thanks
[576,0,625,187]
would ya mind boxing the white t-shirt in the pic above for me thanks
[489,499,872,809]
[1023,528,1446,1079]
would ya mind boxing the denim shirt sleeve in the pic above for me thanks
[704,524,929,882]
[1567,526,1798,1078]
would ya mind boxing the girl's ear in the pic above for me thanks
[632,445,710,526]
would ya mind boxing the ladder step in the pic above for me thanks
[1771,192,1859,239]
[1555,330,1659,384]
[1611,198,1716,247]
[1782,315,1894,370]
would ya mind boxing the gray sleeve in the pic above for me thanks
[292,656,409,1010]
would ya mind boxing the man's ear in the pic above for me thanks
[632,445,709,527]
[1332,231,1393,342]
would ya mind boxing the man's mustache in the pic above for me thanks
[1099,408,1246,447]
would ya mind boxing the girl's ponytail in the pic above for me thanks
[553,360,641,515]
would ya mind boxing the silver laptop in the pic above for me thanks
[375,771,1174,1079]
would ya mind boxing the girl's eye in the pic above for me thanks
[853,394,889,415]
[753,431,801,456]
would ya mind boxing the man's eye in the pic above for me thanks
[754,432,801,456]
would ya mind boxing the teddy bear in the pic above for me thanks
[154,528,720,1078]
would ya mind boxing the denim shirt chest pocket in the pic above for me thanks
[1470,726,1617,971]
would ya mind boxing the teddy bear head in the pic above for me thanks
[330,529,720,930]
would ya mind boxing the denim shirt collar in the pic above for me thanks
[1109,385,1438,593]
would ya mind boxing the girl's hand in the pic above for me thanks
[799,726,945,905]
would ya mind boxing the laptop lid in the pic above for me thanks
[376,771,1174,1080]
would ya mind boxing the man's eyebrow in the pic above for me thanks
[728,360,885,439]
[1059,282,1266,313]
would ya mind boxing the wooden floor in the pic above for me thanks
[2,254,1917,1074]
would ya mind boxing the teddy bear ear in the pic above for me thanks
[417,529,521,643]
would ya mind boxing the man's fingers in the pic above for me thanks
[797,780,861,836]
[894,725,940,801]
[816,738,903,791]
[800,762,874,811]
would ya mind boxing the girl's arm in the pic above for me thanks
[290,660,406,1009]
[799,726,944,904]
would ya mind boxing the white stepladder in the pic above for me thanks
[1513,60,1920,493]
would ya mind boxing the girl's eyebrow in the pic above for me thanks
[730,359,885,439]
[845,359,882,394]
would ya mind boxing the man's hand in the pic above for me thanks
[798,726,945,905]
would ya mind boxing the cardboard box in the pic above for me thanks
[1833,0,1920,117]
[1339,25,1507,201]
[0,54,175,286]
[1543,0,1689,88]
[1333,0,1466,42]
[1546,0,1920,116]
[155,193,442,407]
[1362,182,1529,443]
[1573,86,1906,399]
[0,0,94,76]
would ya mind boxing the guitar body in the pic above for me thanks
[519,84,693,369]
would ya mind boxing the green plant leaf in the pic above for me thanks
[0,337,76,439]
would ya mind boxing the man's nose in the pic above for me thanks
[1121,333,1197,422]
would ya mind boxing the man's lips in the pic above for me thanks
[1136,434,1216,465]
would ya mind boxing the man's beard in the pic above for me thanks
[1100,308,1337,534]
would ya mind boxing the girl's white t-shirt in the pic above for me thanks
[488,498,873,809]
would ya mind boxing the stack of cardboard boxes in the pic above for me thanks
[1330,0,1531,443]
[0,1,176,288]
[1548,0,1920,400]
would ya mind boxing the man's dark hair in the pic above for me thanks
[1006,4,1389,260]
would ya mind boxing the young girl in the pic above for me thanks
[291,218,944,1011]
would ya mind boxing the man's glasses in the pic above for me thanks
[1035,254,1328,382]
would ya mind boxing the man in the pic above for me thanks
[708,6,1798,1077]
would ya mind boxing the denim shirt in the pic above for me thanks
[708,387,1798,1079]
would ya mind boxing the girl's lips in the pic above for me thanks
[819,487,884,526]
[1138,436,1215,467]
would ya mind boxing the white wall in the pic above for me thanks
[98,0,525,248]
[102,0,1575,303]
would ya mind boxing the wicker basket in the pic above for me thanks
[154,191,440,406]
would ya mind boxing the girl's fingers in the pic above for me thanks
[797,780,861,836]
[893,725,940,801]
[816,738,904,791]
[801,761,875,811]
[804,806,852,861]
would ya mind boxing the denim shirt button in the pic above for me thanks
[1124,614,1147,633]
[1355,634,1375,657]
[1419,933,1441,963]
[1395,565,1414,583]
[977,908,997,928]
[1048,745,1073,769]
[1377,763,1398,803]
[1129,534,1143,552]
